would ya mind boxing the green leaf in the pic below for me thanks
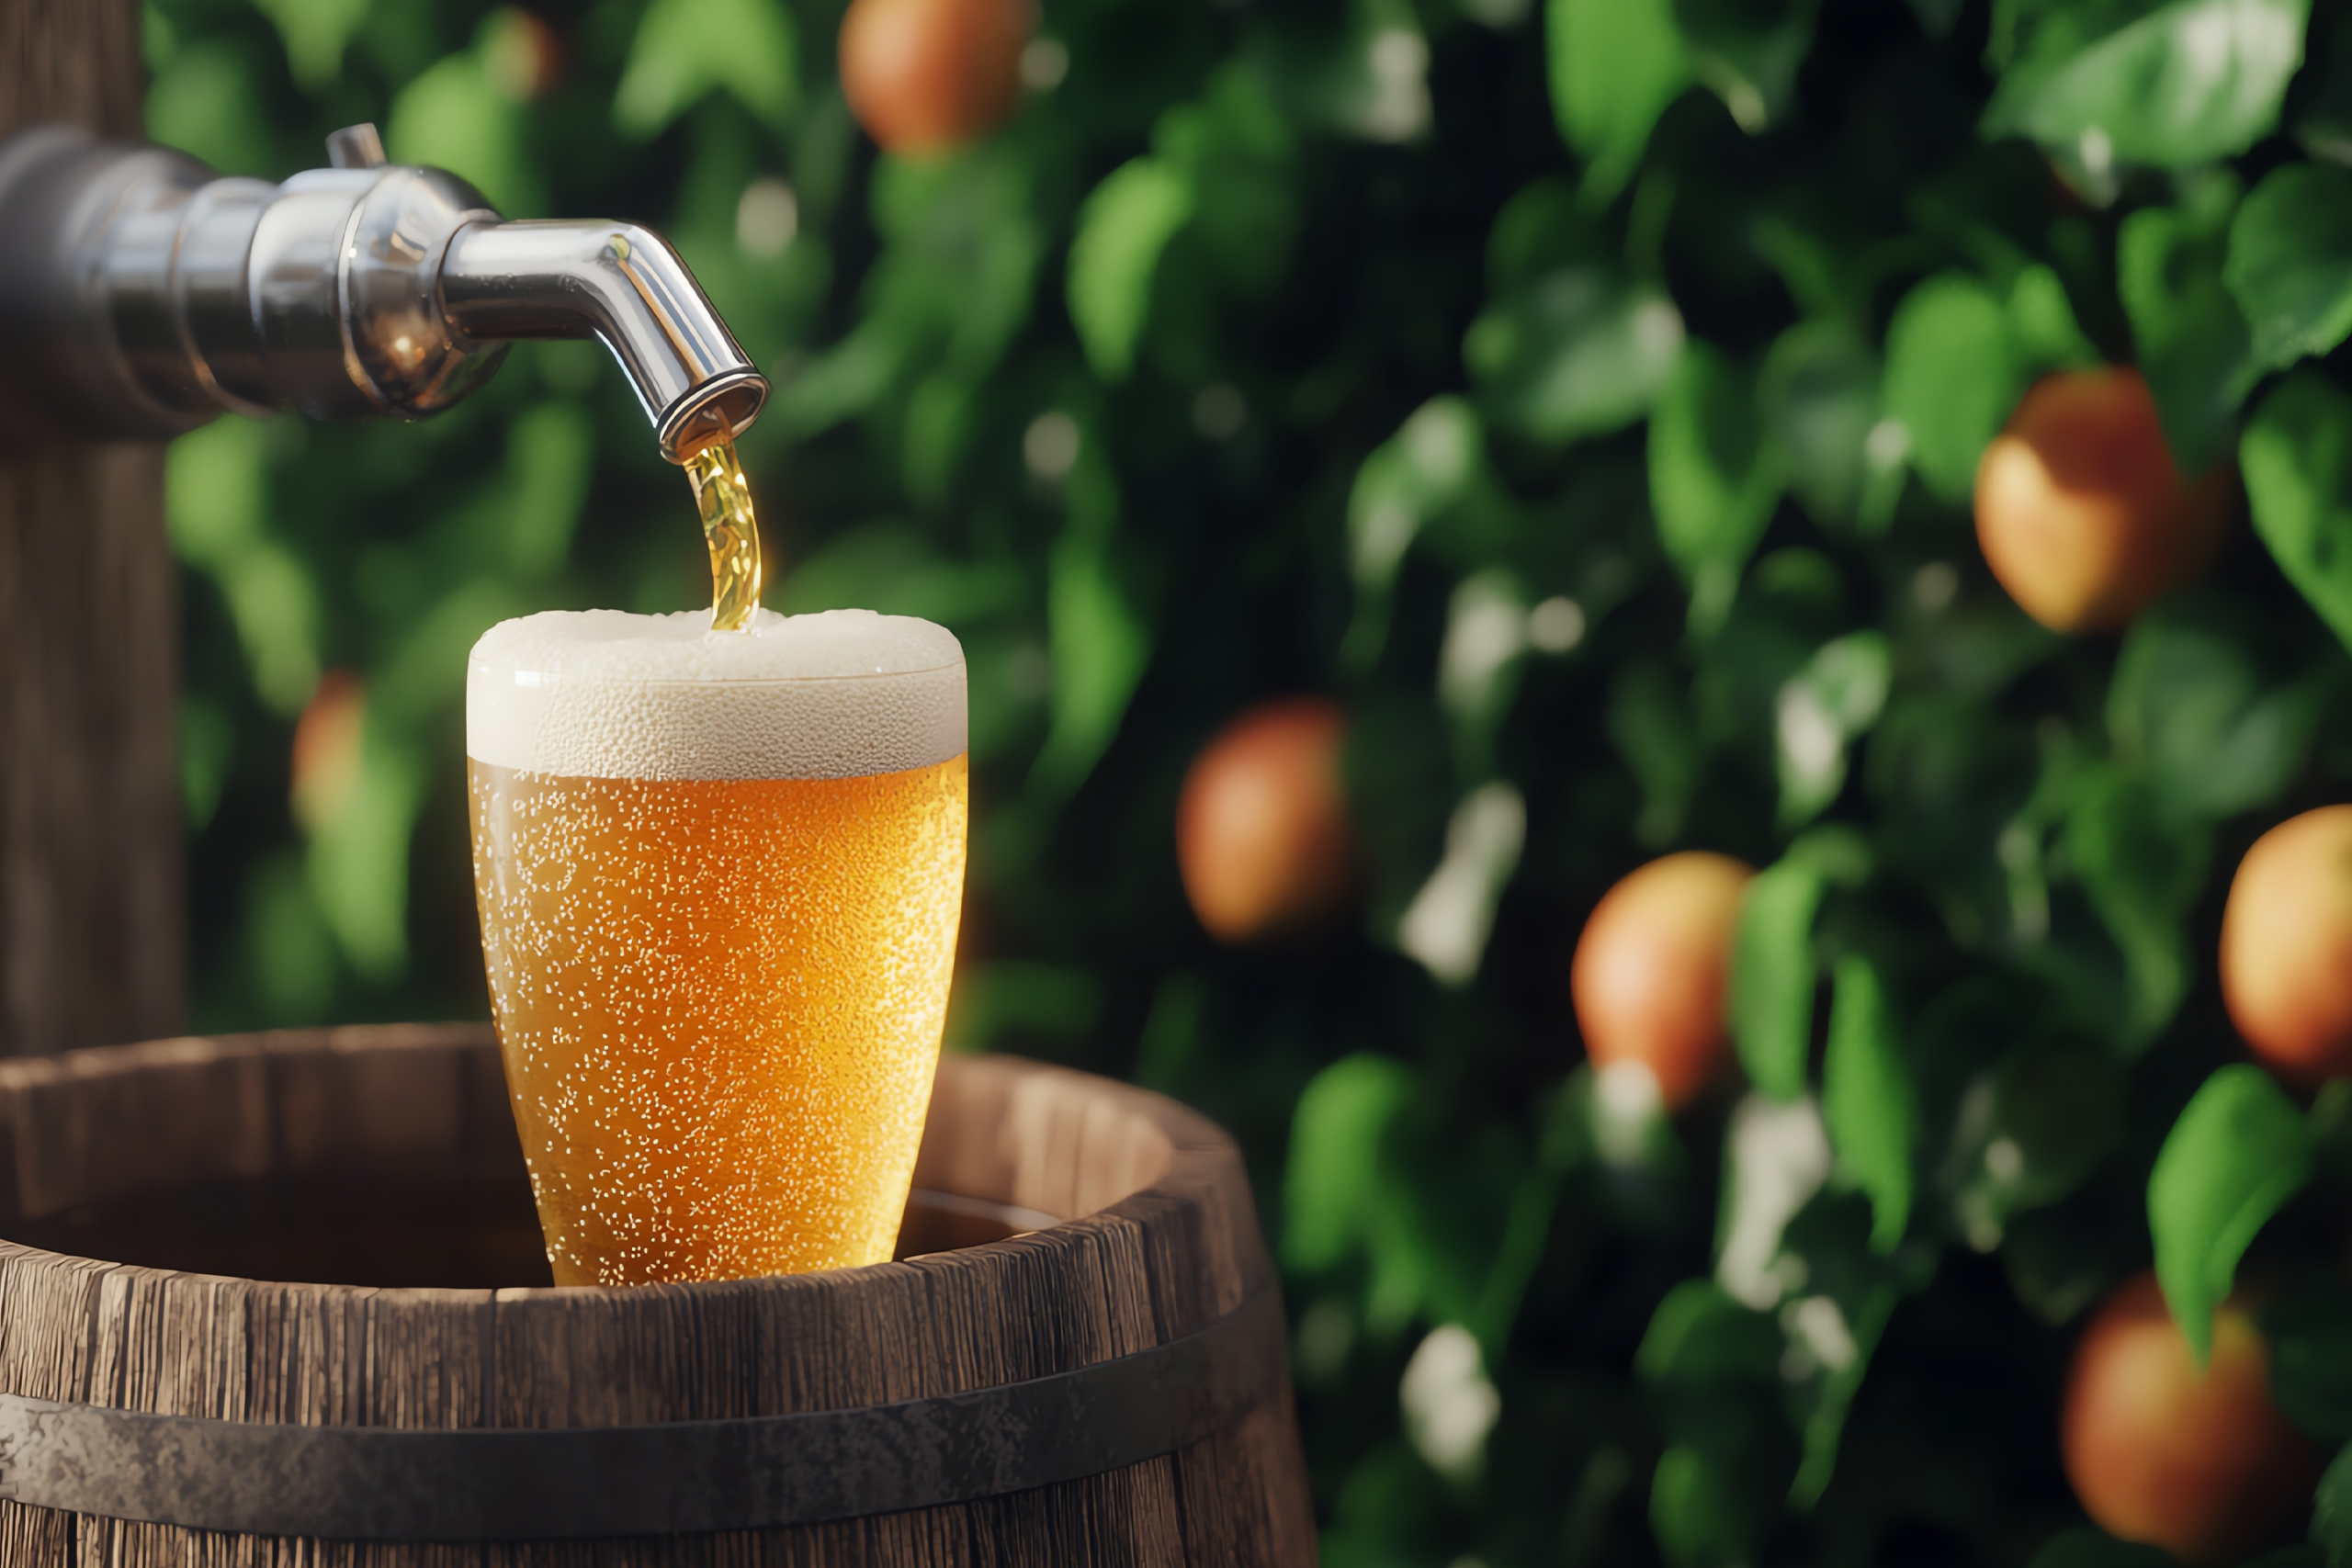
[305,721,424,983]
[1787,822,1872,885]
[1788,1280,1903,1507]
[1649,342,1782,634]
[1770,1195,1926,1506]
[2003,1201,2135,1327]
[1983,0,2309,171]
[1467,269,1684,445]
[1347,399,1485,592]
[1341,398,1487,668]
[2312,1442,2352,1566]
[614,0,797,136]
[246,852,334,1019]
[389,51,539,215]
[944,961,1105,1054]
[2107,592,2321,819]
[2296,12,2352,161]
[179,699,232,832]
[1609,659,1705,847]
[1068,158,1196,383]
[2118,174,2258,473]
[1906,0,1965,38]
[891,162,1046,452]
[2226,162,2352,370]
[1882,274,2022,503]
[1322,5,1434,145]
[1437,570,1531,767]
[1546,0,1689,201]
[2149,1065,2313,1363]
[2243,370,2352,652]
[903,371,978,502]
[495,402,596,580]
[249,0,370,92]
[1651,1444,1760,1568]
[164,418,266,567]
[1155,69,1296,298]
[2025,1527,2177,1568]
[769,149,1044,439]
[1396,784,1527,986]
[2251,1547,2329,1568]
[1029,526,1153,801]
[1730,859,1826,1101]
[1673,0,1821,133]
[2064,771,2211,1048]
[779,525,1023,627]
[1985,0,2141,76]
[1342,695,1455,938]
[1948,1044,2126,1247]
[1487,177,1607,296]
[1284,1054,1417,1270]
[1635,1280,1781,1382]
[2259,1278,2352,1444]
[1983,1053,2125,1212]
[1822,955,1912,1253]
[164,421,321,717]
[143,43,277,180]
[1775,632,1892,829]
[2007,265,2102,374]
[1758,320,1880,527]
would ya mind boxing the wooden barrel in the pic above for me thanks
[0,1024,1315,1563]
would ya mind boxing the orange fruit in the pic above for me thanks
[839,0,1031,157]
[2222,805,2352,1085]
[485,8,564,101]
[2062,1271,2314,1564]
[1569,852,1752,1111]
[1177,699,1352,943]
[290,671,366,830]
[1973,367,2234,633]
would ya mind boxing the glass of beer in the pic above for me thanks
[465,607,967,1285]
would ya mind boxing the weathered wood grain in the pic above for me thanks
[0,0,184,1058]
[0,1026,1316,1565]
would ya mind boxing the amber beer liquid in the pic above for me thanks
[466,609,967,1285]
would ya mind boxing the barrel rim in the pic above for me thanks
[0,1187,1068,1302]
[0,1023,1244,1306]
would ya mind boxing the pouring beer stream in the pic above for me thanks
[684,433,765,631]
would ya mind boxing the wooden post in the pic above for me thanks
[0,0,185,1054]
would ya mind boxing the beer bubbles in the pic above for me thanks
[465,608,968,1283]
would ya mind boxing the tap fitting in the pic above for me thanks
[0,123,767,461]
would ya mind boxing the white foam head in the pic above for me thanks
[466,608,967,780]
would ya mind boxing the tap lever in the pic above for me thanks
[325,124,387,170]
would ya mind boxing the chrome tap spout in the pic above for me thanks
[0,122,767,462]
[439,221,766,461]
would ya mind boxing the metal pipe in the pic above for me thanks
[0,122,767,462]
[439,221,767,461]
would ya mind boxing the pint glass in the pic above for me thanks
[466,608,967,1285]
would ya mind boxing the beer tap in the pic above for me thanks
[0,121,767,461]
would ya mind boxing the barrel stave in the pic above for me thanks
[6,1038,272,1219]
[494,1277,788,1427]
[0,1504,68,1565]
[0,1243,114,1400]
[273,1029,480,1174]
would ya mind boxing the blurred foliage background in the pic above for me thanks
[140,0,2352,1559]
